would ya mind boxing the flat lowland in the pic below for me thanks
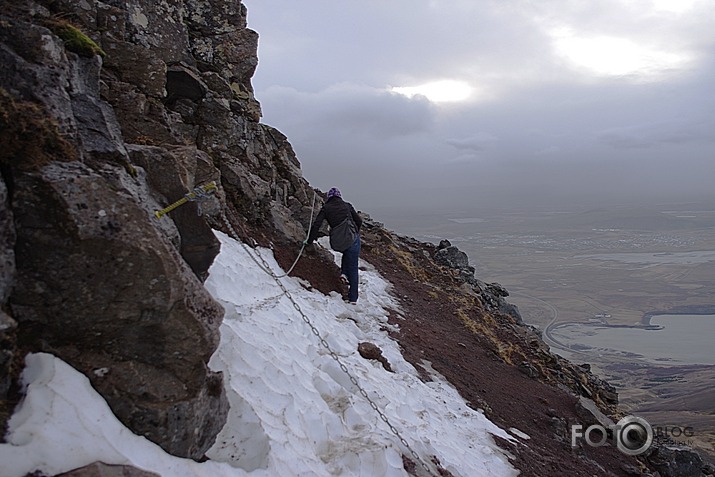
[375,200,715,463]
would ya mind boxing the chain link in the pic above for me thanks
[219,210,437,477]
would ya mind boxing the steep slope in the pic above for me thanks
[0,1,710,476]
[0,232,521,477]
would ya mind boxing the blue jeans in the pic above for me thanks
[341,235,361,302]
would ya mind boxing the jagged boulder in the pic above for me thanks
[9,159,228,458]
[645,444,705,477]
[433,241,522,320]
[435,245,470,270]
[469,278,522,323]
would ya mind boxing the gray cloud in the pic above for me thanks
[597,118,715,149]
[260,84,436,139]
[445,133,499,152]
[244,0,715,211]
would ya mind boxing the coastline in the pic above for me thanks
[641,305,715,325]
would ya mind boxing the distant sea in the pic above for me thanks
[371,204,715,367]
[552,314,715,365]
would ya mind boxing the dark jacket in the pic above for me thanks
[307,196,362,244]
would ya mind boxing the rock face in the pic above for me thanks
[0,173,16,405]
[0,0,320,458]
[10,160,227,457]
[434,239,523,323]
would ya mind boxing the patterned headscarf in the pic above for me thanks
[327,187,341,200]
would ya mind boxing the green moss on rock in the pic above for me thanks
[48,20,106,58]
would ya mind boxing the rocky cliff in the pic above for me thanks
[0,0,309,460]
[0,1,710,476]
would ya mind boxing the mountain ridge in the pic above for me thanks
[0,1,710,476]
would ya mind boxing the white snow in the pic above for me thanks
[508,428,531,441]
[0,231,518,477]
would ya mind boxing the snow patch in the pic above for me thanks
[0,230,517,477]
[509,428,531,440]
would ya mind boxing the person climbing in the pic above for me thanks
[306,187,362,304]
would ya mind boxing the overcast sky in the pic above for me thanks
[242,0,715,213]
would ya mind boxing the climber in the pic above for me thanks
[306,187,362,304]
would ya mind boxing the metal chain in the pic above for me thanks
[219,210,437,477]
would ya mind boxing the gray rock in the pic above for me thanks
[57,462,160,477]
[646,444,704,477]
[271,203,308,242]
[0,18,128,166]
[201,71,234,101]
[518,361,539,378]
[0,19,77,135]
[102,80,188,145]
[434,245,469,269]
[575,396,614,429]
[72,89,129,163]
[190,28,259,92]
[122,0,191,65]
[101,36,168,98]
[621,464,642,476]
[166,64,208,105]
[0,173,15,302]
[485,281,510,297]
[127,144,221,279]
[458,266,476,283]
[358,342,393,372]
[550,416,569,443]
[185,0,248,35]
[471,279,523,323]
[499,302,523,323]
[10,161,227,458]
[0,311,17,399]
[438,239,451,249]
